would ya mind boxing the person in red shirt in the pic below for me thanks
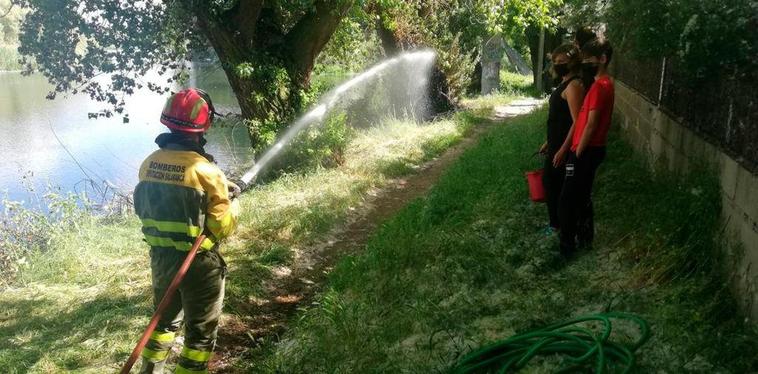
[553,38,614,257]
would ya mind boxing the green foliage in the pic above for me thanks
[261,107,758,372]
[0,44,20,70]
[485,0,564,35]
[0,189,92,286]
[0,0,24,45]
[264,112,353,178]
[241,53,303,151]
[235,62,255,79]
[499,70,539,97]
[315,6,381,73]
[301,65,349,110]
[0,0,25,71]
[375,2,481,104]
[13,0,199,116]
[604,0,757,77]
[13,0,352,147]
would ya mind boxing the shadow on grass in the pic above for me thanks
[0,292,147,371]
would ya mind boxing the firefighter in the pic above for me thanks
[134,88,240,373]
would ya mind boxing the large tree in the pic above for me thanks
[13,0,353,149]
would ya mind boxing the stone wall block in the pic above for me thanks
[721,154,740,200]
[613,80,758,321]
[735,169,758,223]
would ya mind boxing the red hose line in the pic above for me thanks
[120,234,206,374]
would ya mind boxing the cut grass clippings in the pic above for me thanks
[0,106,494,373]
[257,106,758,373]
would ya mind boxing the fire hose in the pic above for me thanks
[119,234,207,374]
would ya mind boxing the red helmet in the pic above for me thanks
[160,88,217,133]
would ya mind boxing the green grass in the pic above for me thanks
[461,72,540,118]
[500,70,541,98]
[256,107,758,372]
[0,110,483,373]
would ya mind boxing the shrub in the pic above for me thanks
[262,111,353,179]
[605,0,756,78]
[0,189,91,285]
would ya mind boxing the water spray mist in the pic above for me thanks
[239,50,437,186]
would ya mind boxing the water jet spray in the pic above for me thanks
[236,50,437,189]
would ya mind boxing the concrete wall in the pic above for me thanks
[614,81,758,320]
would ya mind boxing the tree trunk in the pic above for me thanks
[190,1,352,149]
[468,61,482,95]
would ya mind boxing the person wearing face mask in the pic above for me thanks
[573,26,598,89]
[538,44,585,233]
[554,38,614,258]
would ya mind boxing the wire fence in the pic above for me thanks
[612,53,758,174]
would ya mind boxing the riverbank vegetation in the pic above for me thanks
[253,106,758,372]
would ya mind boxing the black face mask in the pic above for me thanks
[581,62,600,79]
[553,63,570,78]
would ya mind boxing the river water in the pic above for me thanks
[0,65,253,207]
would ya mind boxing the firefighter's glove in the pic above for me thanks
[228,181,242,200]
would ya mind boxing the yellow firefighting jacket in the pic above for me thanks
[134,139,239,252]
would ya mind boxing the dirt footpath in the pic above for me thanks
[211,98,543,372]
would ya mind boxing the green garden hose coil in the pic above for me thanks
[452,312,650,373]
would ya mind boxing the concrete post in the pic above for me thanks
[481,35,505,95]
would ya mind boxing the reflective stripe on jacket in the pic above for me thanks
[134,147,239,252]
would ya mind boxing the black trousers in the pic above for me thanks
[543,149,565,229]
[558,147,606,254]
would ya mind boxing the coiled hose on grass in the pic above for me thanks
[451,312,650,373]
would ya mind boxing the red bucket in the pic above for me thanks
[525,169,546,202]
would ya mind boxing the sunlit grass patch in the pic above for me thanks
[500,70,536,95]
[0,283,149,373]
[461,93,521,116]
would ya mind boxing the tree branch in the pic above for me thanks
[0,2,13,18]
[225,0,264,43]
[284,1,353,77]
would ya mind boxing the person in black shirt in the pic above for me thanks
[539,44,585,232]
